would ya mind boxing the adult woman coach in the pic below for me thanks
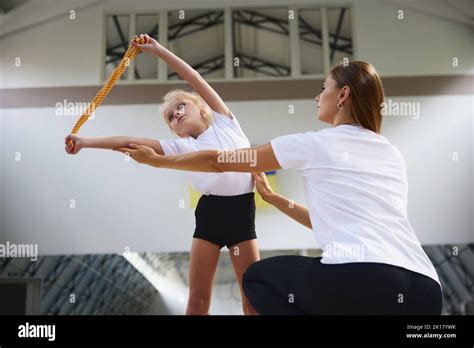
[116,61,442,315]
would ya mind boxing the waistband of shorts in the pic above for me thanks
[200,191,255,200]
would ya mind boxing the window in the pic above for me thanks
[299,7,353,75]
[327,7,353,65]
[105,15,130,80]
[167,10,225,80]
[135,14,159,80]
[233,8,290,78]
[103,5,353,82]
[299,8,324,75]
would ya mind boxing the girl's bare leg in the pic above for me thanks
[186,238,221,315]
[229,239,261,315]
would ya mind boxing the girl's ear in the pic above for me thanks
[199,108,210,123]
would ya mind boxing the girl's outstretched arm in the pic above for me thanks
[132,34,230,117]
[65,134,164,155]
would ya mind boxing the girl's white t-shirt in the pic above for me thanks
[271,124,441,286]
[159,110,254,196]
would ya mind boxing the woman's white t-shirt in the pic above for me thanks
[271,124,441,286]
[159,110,254,196]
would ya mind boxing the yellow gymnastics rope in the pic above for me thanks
[68,36,145,147]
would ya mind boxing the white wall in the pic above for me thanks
[1,96,472,255]
[379,95,473,245]
[472,95,474,237]
[0,107,4,237]
[0,2,103,88]
[1,0,473,89]
[352,0,474,76]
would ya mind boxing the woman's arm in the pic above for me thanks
[132,34,229,116]
[252,173,312,230]
[142,143,282,173]
[65,134,164,155]
[115,142,312,229]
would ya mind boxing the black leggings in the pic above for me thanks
[242,256,442,315]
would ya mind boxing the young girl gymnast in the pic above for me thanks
[65,33,259,315]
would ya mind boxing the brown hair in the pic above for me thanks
[329,61,384,134]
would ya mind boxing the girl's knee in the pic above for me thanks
[186,293,211,315]
[242,301,259,315]
[243,259,263,284]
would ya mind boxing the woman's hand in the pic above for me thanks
[64,134,85,155]
[253,172,313,230]
[114,143,161,166]
[131,34,163,54]
[252,172,274,201]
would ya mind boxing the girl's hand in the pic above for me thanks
[64,134,84,155]
[114,143,160,166]
[131,34,162,54]
[252,172,274,201]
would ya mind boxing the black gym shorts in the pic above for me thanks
[193,192,257,249]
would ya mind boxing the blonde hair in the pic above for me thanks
[160,89,214,134]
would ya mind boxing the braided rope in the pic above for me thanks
[68,37,145,146]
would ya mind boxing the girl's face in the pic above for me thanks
[315,75,340,124]
[164,97,206,137]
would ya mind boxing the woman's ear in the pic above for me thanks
[339,86,351,102]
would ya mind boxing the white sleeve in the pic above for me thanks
[159,137,196,155]
[211,109,245,135]
[270,132,318,170]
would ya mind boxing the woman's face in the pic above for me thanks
[315,75,340,124]
[164,97,205,137]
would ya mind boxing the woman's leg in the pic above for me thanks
[242,255,315,315]
[186,238,221,315]
[228,239,260,315]
[405,270,442,315]
[243,256,441,315]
